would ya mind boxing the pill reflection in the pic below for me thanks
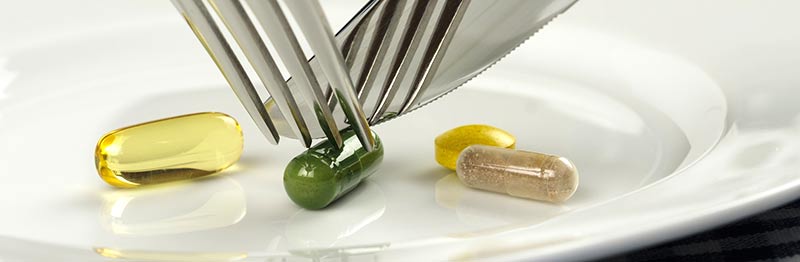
[435,174,567,235]
[289,243,389,262]
[94,247,247,261]
[285,182,386,249]
[100,178,246,235]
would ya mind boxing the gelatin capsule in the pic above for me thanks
[95,112,243,188]
[456,145,579,202]
[435,124,515,170]
[284,129,383,210]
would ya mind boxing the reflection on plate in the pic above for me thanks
[285,182,386,249]
[100,177,247,236]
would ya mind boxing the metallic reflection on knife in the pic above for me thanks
[267,0,579,138]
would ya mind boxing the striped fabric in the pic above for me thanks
[600,200,800,261]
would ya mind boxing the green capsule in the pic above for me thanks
[284,130,384,209]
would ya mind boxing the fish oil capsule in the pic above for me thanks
[435,124,515,170]
[284,129,383,210]
[456,145,579,202]
[95,112,243,188]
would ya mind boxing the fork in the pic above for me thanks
[171,0,470,151]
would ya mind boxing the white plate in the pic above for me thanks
[1,0,799,261]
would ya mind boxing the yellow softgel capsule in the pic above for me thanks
[456,145,579,202]
[95,112,243,188]
[434,124,515,170]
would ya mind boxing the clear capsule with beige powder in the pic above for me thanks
[456,145,579,203]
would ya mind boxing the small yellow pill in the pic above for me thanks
[95,112,243,188]
[456,145,579,202]
[434,124,515,170]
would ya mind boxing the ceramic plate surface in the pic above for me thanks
[1,0,799,261]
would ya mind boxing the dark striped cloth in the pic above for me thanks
[599,200,800,262]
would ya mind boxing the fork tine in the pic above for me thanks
[244,0,343,149]
[369,0,437,123]
[283,0,376,152]
[209,0,313,148]
[171,0,280,144]
[399,0,470,113]
[323,4,379,113]
[324,0,391,119]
